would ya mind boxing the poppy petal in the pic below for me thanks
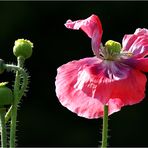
[65,14,103,56]
[73,60,146,105]
[107,66,146,105]
[122,28,148,58]
[123,58,148,72]
[55,57,124,119]
[135,28,148,35]
[55,57,146,118]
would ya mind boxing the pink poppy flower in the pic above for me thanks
[55,14,148,119]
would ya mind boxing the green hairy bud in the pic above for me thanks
[13,39,33,59]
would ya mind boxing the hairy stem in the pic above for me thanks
[0,108,7,148]
[5,106,12,124]
[17,56,25,68]
[101,105,108,148]
[9,102,17,147]
[5,62,28,124]
[8,57,25,147]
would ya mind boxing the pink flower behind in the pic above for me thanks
[55,14,148,119]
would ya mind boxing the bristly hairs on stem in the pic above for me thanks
[19,68,30,98]
[0,39,33,147]
[98,117,110,147]
[5,64,30,102]
[0,108,7,148]
[6,60,29,147]
[101,105,109,148]
[4,64,30,124]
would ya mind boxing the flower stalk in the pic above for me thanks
[0,38,32,147]
[8,56,26,147]
[4,62,28,123]
[0,108,7,148]
[10,57,24,147]
[101,105,108,148]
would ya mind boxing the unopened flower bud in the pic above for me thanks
[13,39,33,59]
[0,82,13,106]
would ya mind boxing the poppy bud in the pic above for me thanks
[13,39,33,59]
[0,82,13,106]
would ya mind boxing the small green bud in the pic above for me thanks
[0,59,5,74]
[105,40,121,54]
[13,39,33,59]
[0,82,13,106]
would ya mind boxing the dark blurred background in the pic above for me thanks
[0,1,148,147]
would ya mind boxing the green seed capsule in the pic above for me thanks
[105,40,121,54]
[0,83,13,106]
[13,39,33,59]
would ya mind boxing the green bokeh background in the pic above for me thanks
[0,1,148,147]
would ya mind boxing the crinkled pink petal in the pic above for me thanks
[73,60,146,105]
[123,58,148,72]
[55,57,146,119]
[106,66,146,105]
[73,60,129,104]
[134,28,148,35]
[65,14,103,56]
[55,57,124,119]
[122,34,137,50]
[122,28,148,58]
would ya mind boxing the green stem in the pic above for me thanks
[0,108,7,148]
[9,103,17,147]
[17,56,25,68]
[10,70,20,147]
[101,105,108,148]
[9,56,25,147]
[4,62,28,124]
[5,106,12,124]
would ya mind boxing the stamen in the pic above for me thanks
[121,51,133,57]
[97,41,133,61]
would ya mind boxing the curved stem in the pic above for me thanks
[10,63,20,147]
[6,57,25,147]
[0,108,7,148]
[101,105,108,148]
[5,63,28,123]
[5,106,12,124]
